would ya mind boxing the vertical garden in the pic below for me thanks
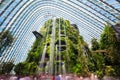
[13,18,120,78]
[91,23,120,77]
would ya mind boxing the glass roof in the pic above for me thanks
[0,0,120,64]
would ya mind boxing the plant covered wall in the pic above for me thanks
[14,18,120,77]
[91,23,120,77]
[14,18,92,75]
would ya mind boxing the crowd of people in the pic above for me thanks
[0,73,99,80]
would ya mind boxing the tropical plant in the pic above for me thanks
[1,62,14,74]
[14,62,26,75]
[99,23,120,76]
[91,38,99,50]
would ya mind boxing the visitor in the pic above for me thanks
[17,75,20,80]
[79,76,83,80]
[52,75,56,80]
[33,75,37,80]
[9,75,18,80]
[60,74,66,80]
[82,74,90,80]
[56,74,60,80]
[37,74,42,80]
[74,75,80,80]
[65,74,71,80]
[40,73,46,80]
[19,75,31,80]
[90,73,95,80]
[59,73,62,78]
[89,73,99,80]
[94,75,99,80]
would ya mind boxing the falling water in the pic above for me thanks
[62,62,66,74]
[49,17,56,75]
[39,18,67,75]
[45,61,49,73]
[39,21,50,73]
[55,45,58,75]
[39,44,47,72]
[58,18,62,74]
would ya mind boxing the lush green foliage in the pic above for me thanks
[14,62,38,75]
[14,18,92,75]
[91,38,99,50]
[0,62,14,74]
[0,30,14,56]
[91,23,120,77]
[14,20,48,75]
[14,19,120,77]
[100,24,117,50]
